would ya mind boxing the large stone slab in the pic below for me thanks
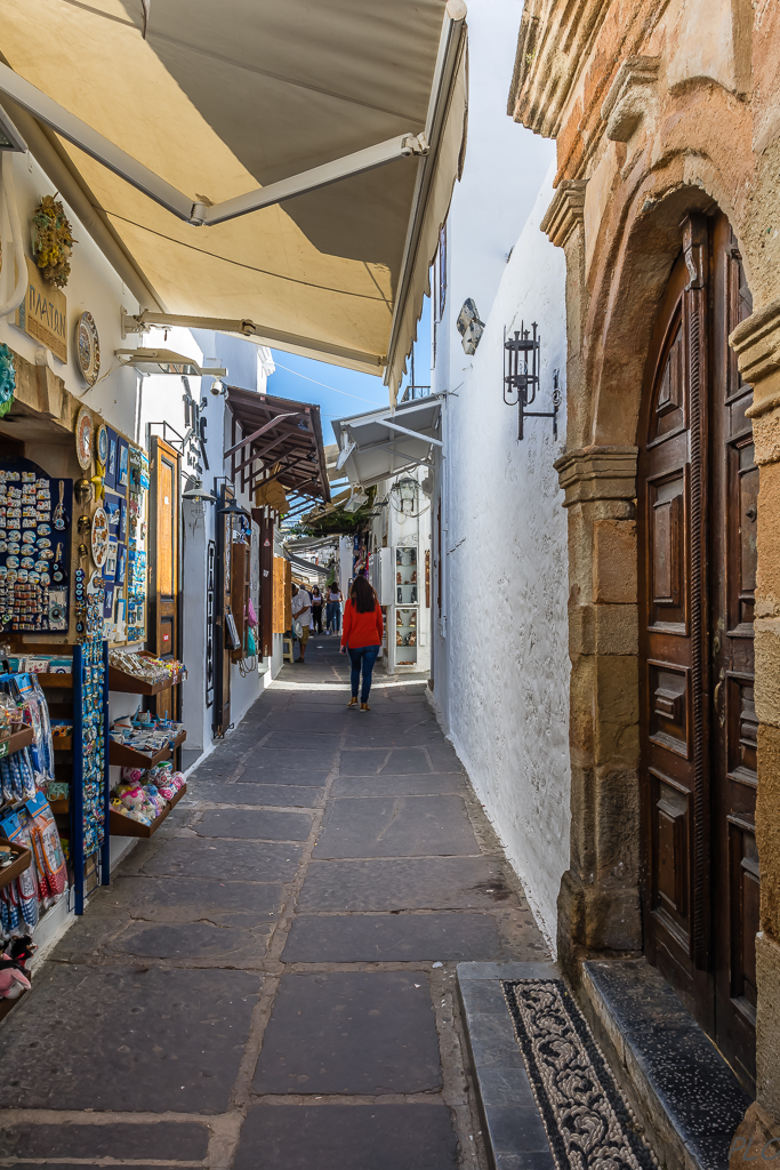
[253,971,441,1094]
[1,1164,190,1170]
[313,795,479,858]
[241,748,335,784]
[231,782,324,808]
[139,837,303,882]
[425,740,464,772]
[260,731,344,750]
[195,807,313,841]
[299,857,517,911]
[282,911,508,962]
[97,874,284,922]
[0,1120,209,1161]
[331,772,467,797]
[107,918,271,966]
[234,1104,458,1170]
[0,965,260,1112]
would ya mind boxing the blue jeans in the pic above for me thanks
[348,645,379,702]
[326,601,341,632]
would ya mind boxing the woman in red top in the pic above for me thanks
[340,575,384,710]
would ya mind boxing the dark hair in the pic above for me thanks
[350,574,375,613]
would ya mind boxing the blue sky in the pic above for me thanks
[266,297,432,444]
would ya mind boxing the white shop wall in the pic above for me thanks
[427,0,570,949]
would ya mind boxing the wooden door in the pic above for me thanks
[710,217,758,1088]
[149,437,180,722]
[639,212,757,1088]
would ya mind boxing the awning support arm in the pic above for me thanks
[379,417,443,447]
[224,412,301,457]
[124,310,384,370]
[193,135,428,226]
[0,63,427,226]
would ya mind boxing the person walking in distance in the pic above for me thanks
[326,581,343,635]
[340,575,383,711]
[291,583,311,663]
[310,585,324,634]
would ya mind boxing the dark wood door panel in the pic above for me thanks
[640,213,757,1089]
[649,766,692,940]
[647,661,691,760]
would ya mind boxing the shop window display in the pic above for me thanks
[395,547,418,666]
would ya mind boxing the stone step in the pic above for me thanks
[581,958,752,1170]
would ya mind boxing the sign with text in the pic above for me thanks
[15,258,68,363]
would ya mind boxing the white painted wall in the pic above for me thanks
[428,0,570,948]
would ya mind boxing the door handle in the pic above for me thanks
[714,669,726,727]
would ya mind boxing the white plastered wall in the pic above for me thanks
[427,0,570,949]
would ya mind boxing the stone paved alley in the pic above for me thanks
[0,639,548,1169]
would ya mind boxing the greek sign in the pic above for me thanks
[15,258,68,363]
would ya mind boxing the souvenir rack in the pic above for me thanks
[0,727,35,891]
[24,642,110,914]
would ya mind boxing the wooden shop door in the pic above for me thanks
[150,437,180,722]
[638,212,757,1089]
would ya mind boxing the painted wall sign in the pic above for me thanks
[14,258,68,363]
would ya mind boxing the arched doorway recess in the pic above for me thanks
[638,209,757,1088]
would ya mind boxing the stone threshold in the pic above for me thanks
[457,961,559,1170]
[580,958,752,1170]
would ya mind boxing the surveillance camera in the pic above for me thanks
[210,378,225,396]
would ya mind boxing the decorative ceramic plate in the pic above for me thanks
[75,312,101,386]
[96,423,108,466]
[75,406,93,469]
[90,505,109,568]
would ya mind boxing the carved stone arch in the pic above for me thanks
[584,162,748,448]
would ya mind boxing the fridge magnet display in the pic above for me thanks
[75,311,101,386]
[75,407,94,470]
[103,581,115,620]
[90,506,109,568]
[105,538,118,579]
[105,434,117,489]
[0,459,72,633]
[115,597,127,641]
[118,442,129,488]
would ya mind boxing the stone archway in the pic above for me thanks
[552,173,751,975]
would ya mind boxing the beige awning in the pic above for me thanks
[0,0,467,393]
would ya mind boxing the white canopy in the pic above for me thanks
[0,0,467,391]
[332,394,442,488]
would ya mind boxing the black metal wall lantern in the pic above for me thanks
[503,321,561,441]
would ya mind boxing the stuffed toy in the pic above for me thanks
[0,937,36,1000]
[119,785,154,825]
[143,785,165,817]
